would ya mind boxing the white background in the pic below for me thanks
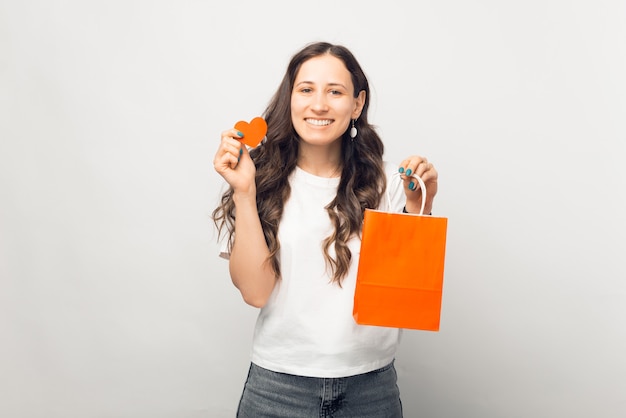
[1,1,625,417]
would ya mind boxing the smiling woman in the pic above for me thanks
[211,41,439,417]
[290,54,366,165]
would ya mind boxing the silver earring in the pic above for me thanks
[350,119,357,139]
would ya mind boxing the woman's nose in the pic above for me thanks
[311,92,329,111]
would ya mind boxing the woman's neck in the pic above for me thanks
[297,145,342,178]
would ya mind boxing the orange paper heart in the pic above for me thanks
[234,117,267,148]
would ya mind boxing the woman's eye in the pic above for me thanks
[330,90,342,95]
[301,88,312,93]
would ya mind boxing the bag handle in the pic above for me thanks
[388,172,427,215]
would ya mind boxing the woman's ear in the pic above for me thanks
[352,90,366,119]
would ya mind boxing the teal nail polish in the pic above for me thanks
[239,148,243,154]
[409,181,415,190]
[406,169,412,176]
[237,131,244,137]
[398,167,404,173]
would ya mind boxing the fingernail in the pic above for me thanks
[406,169,412,176]
[237,131,244,137]
[239,148,243,154]
[409,181,415,190]
[398,167,404,173]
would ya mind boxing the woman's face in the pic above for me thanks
[290,54,365,148]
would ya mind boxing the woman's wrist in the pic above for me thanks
[232,190,257,207]
[403,205,432,215]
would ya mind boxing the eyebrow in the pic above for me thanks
[295,81,348,89]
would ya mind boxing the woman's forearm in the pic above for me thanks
[229,193,277,308]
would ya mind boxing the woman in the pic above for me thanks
[213,41,438,417]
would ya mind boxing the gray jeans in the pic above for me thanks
[236,361,403,418]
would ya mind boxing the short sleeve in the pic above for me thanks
[380,161,406,213]
[218,235,231,260]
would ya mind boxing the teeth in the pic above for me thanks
[306,119,332,126]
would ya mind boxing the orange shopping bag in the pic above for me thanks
[353,174,448,331]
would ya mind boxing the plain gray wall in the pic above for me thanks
[1,0,625,417]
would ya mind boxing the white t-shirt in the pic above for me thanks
[222,162,407,378]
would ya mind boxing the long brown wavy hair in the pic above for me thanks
[213,41,386,285]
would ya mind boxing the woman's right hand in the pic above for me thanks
[213,129,256,196]
[214,129,274,307]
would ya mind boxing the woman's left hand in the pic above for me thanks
[398,155,438,214]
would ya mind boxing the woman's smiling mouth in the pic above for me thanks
[305,118,333,126]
